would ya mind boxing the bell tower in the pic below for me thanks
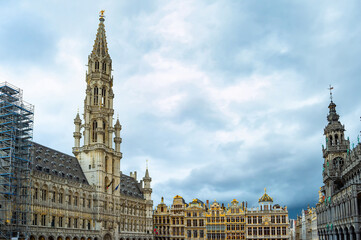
[322,86,349,197]
[73,11,122,193]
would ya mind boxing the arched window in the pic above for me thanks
[102,62,106,73]
[95,61,99,71]
[93,87,98,105]
[335,134,339,145]
[92,120,97,142]
[330,135,333,146]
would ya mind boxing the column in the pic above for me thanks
[355,198,359,216]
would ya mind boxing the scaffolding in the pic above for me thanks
[0,82,34,240]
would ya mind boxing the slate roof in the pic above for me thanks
[31,142,145,199]
[118,174,144,199]
[31,142,89,185]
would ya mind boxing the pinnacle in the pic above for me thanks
[91,16,109,58]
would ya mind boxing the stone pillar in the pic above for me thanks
[351,233,354,240]
[345,233,348,240]
[355,197,359,216]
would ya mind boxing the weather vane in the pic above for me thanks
[328,84,334,102]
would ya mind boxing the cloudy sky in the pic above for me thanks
[1,1,361,218]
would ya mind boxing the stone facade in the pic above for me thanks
[27,13,153,240]
[153,190,289,240]
[316,98,361,240]
[294,207,318,240]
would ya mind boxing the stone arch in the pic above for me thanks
[74,192,79,206]
[39,236,46,240]
[82,193,87,207]
[103,234,111,240]
[66,237,71,240]
[30,235,36,240]
[58,188,65,204]
[67,189,73,205]
[334,228,339,240]
[87,238,91,240]
[349,225,356,240]
[57,237,63,240]
[73,237,78,240]
[48,236,55,240]
[81,237,86,240]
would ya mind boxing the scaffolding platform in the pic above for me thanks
[0,82,34,240]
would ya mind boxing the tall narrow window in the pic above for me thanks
[95,61,99,71]
[101,88,106,107]
[93,87,99,105]
[103,121,106,144]
[92,120,98,142]
[105,156,108,172]
[102,62,106,73]
[112,158,115,175]
[33,214,38,225]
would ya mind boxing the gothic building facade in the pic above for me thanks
[316,98,361,240]
[27,14,153,240]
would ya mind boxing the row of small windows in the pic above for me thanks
[186,219,205,226]
[34,165,85,183]
[247,215,287,224]
[187,230,205,238]
[186,211,204,217]
[32,214,91,230]
[247,226,287,236]
[33,187,146,215]
[33,188,92,208]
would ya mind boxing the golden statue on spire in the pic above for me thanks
[99,10,105,19]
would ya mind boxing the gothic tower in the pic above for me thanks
[72,12,122,194]
[321,96,349,198]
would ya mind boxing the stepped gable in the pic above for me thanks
[32,142,89,185]
[119,174,144,199]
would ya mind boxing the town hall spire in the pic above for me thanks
[91,10,109,58]
[73,11,122,193]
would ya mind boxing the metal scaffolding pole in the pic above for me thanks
[0,82,34,240]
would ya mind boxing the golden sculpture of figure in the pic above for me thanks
[99,10,105,18]
[318,187,323,203]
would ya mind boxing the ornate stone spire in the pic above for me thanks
[325,86,343,132]
[91,10,109,58]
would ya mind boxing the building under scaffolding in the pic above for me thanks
[0,82,34,240]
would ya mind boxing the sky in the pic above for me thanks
[1,0,361,219]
